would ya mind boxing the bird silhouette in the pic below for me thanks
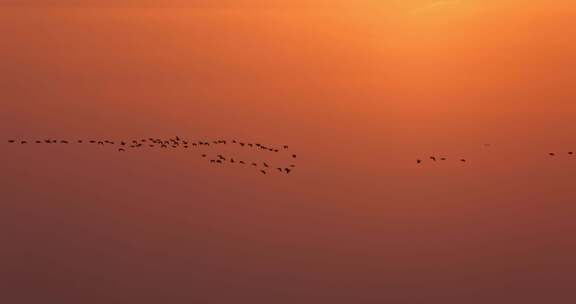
[417,159,422,164]
[260,170,267,174]
[284,168,291,174]
[549,153,555,156]
[430,156,436,161]
[292,154,297,158]
[8,140,15,143]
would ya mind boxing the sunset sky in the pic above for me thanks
[2,1,576,303]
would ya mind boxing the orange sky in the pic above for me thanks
[2,1,576,303]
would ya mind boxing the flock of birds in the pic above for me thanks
[6,137,297,175]
[7,138,575,171]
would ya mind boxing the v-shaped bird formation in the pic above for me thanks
[6,136,297,176]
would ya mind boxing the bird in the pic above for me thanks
[283,145,288,149]
[35,140,42,144]
[240,143,245,147]
[430,156,437,162]
[77,140,83,143]
[549,153,555,156]
[292,154,297,158]
[290,164,296,167]
[251,162,257,166]
[440,157,447,161]
[8,140,15,143]
[460,159,467,162]
[263,162,269,167]
[239,161,245,164]
[260,170,267,174]
[21,141,27,144]
[569,152,574,155]
[284,168,291,174]
[118,148,125,152]
[417,159,422,164]
[202,154,207,158]
[277,168,283,172]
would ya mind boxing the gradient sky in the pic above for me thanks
[2,1,576,303]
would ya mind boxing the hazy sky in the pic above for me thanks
[2,1,576,303]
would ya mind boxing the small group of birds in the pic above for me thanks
[204,153,294,175]
[548,152,574,156]
[416,144,576,166]
[7,137,297,175]
[417,156,467,164]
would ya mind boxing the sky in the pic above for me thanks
[1,1,576,303]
